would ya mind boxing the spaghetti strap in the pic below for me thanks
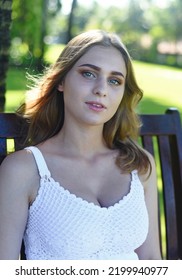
[25,146,51,178]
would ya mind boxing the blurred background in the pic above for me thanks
[0,0,182,116]
[0,0,182,258]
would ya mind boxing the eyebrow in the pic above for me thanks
[78,63,125,78]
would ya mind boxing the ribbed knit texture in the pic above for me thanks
[23,146,149,260]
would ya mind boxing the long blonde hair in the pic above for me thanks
[18,30,151,174]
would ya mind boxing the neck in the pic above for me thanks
[55,123,108,158]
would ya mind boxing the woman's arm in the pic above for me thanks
[0,151,35,259]
[136,152,162,260]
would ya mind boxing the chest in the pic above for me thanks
[44,155,132,208]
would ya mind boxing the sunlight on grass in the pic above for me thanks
[134,61,182,118]
[5,90,25,112]
[7,139,15,154]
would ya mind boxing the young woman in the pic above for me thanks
[0,30,161,260]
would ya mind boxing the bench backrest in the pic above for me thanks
[0,113,26,162]
[0,108,182,260]
[140,108,182,259]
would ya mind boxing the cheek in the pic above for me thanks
[109,92,124,117]
[113,91,124,107]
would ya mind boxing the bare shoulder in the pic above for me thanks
[0,149,39,200]
[0,149,37,176]
[0,149,40,259]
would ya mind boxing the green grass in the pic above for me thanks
[5,67,27,112]
[134,61,182,119]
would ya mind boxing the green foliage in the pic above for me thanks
[66,0,182,67]
[44,44,65,64]
[0,0,13,111]
[9,0,182,68]
[10,0,62,67]
[11,0,43,63]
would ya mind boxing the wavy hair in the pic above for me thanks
[17,30,151,175]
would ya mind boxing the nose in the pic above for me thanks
[92,77,107,97]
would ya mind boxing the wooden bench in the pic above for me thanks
[0,108,182,260]
[140,108,182,259]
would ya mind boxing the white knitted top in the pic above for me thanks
[23,146,149,260]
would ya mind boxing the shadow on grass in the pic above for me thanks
[6,67,27,91]
[139,96,182,120]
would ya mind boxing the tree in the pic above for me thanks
[11,0,47,69]
[0,0,12,112]
[66,0,78,42]
[10,0,62,69]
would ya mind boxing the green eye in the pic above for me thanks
[108,78,120,85]
[82,71,96,79]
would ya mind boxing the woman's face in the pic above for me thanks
[58,45,127,129]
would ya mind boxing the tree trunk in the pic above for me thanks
[67,0,77,42]
[36,0,48,72]
[0,0,12,112]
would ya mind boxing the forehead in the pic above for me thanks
[74,45,127,76]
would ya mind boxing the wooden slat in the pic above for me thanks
[140,112,179,135]
[0,138,7,157]
[141,135,154,156]
[157,135,178,259]
[0,113,27,162]
[0,113,20,137]
[140,108,182,259]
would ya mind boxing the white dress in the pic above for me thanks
[23,146,149,260]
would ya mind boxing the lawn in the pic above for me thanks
[5,68,26,112]
[134,61,182,119]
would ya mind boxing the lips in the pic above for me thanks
[85,101,106,109]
